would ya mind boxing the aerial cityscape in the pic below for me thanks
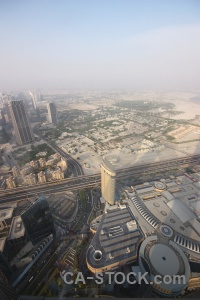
[0,1,200,299]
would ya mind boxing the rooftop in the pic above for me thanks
[127,173,200,260]
[167,199,196,223]
[87,204,144,272]
[0,208,13,221]
[8,216,25,240]
[139,234,191,292]
[149,243,180,275]
[101,157,115,173]
[142,196,200,240]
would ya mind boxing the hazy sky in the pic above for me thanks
[0,0,200,91]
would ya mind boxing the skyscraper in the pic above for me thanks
[101,158,116,205]
[29,91,38,110]
[8,100,34,145]
[0,109,6,125]
[2,95,11,122]
[21,194,56,245]
[47,102,57,124]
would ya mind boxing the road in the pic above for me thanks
[0,154,199,204]
[44,137,83,176]
[34,129,83,176]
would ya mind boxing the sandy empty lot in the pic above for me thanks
[68,103,99,110]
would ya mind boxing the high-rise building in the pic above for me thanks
[6,177,16,189]
[0,209,14,278]
[21,195,56,245]
[0,109,6,125]
[12,166,20,178]
[8,100,34,145]
[101,158,116,205]
[47,102,57,124]
[0,149,3,166]
[2,95,11,122]
[24,173,36,186]
[7,216,27,260]
[29,91,38,110]
[38,171,46,183]
[52,167,64,180]
[29,160,38,170]
[57,158,67,171]
[38,158,46,168]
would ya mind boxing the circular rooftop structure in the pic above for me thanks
[160,210,167,216]
[154,181,166,190]
[149,244,179,276]
[160,224,174,238]
[139,235,191,296]
[93,250,102,261]
[17,199,31,208]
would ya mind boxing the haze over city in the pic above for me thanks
[1,1,200,299]
[1,0,200,91]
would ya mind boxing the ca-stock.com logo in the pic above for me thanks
[60,270,186,286]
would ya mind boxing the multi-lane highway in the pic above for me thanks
[116,153,200,177]
[0,154,199,203]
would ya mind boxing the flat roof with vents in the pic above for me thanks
[167,200,196,224]
[8,216,25,240]
[86,205,144,272]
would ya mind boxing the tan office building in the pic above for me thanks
[101,158,116,205]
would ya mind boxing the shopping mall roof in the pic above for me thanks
[87,204,144,272]
[149,243,180,276]
[127,173,200,259]
[167,199,196,224]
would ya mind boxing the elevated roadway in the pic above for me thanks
[0,154,199,204]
